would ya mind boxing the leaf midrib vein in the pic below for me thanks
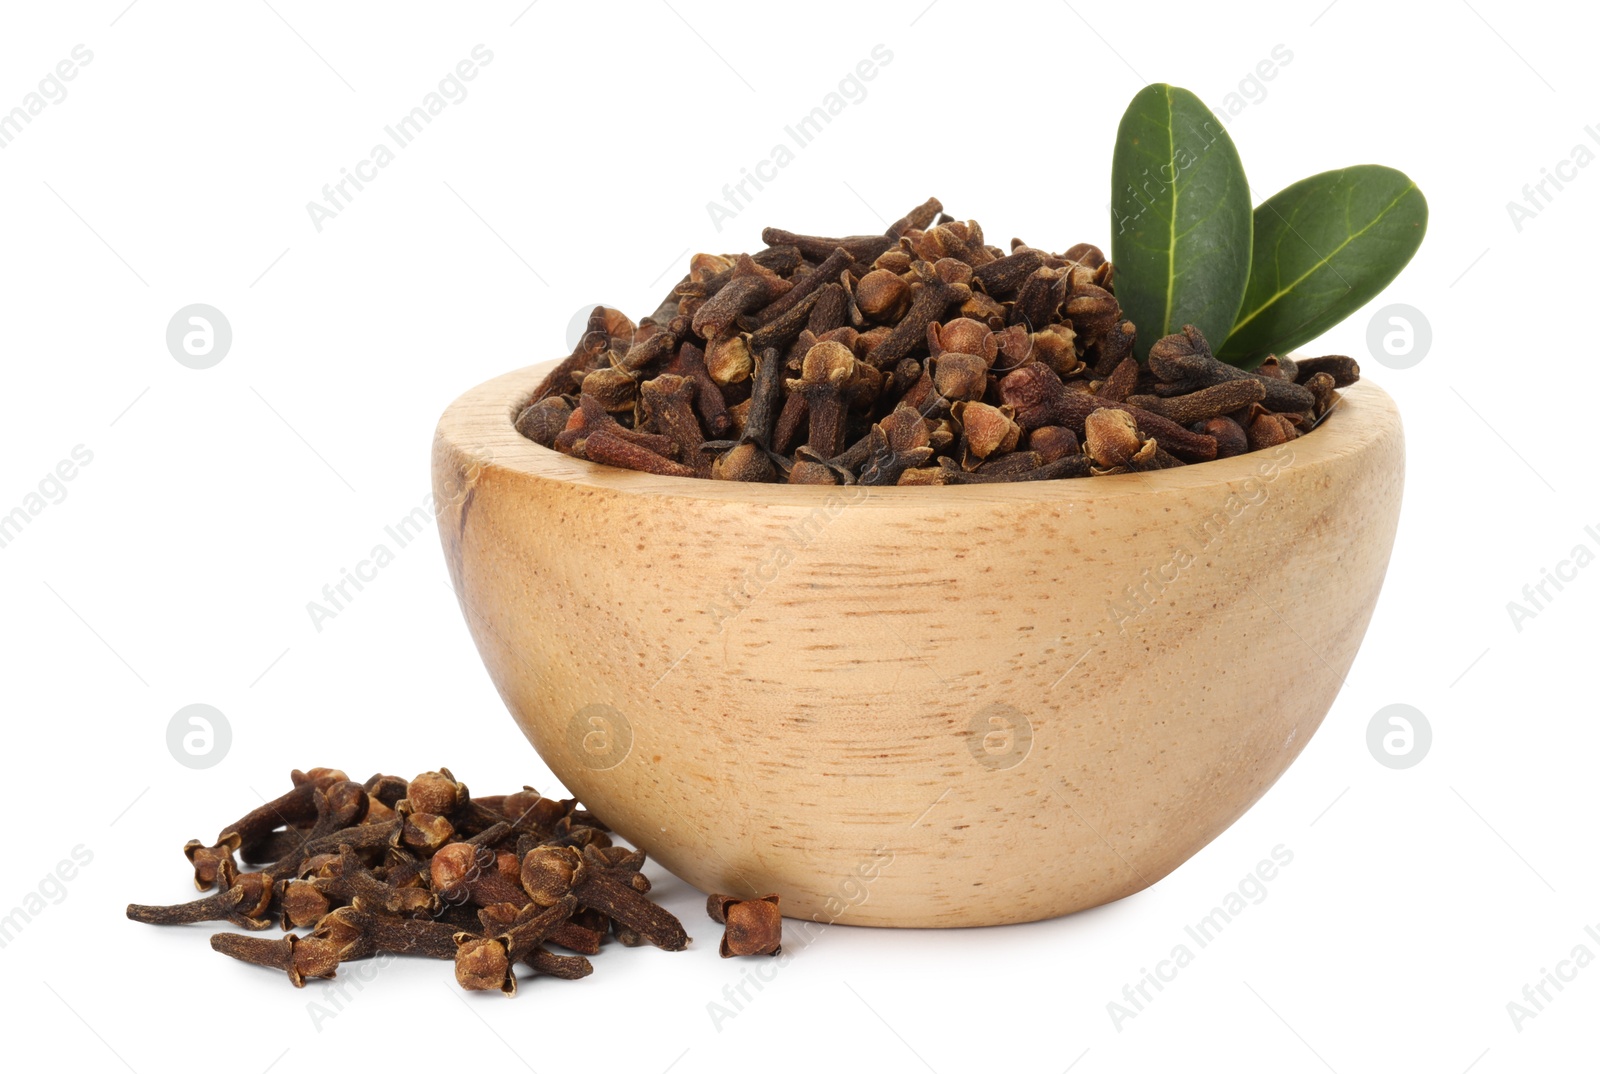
[1161,85,1177,336]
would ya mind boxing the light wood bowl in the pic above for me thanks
[432,363,1404,927]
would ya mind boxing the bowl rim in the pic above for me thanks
[435,359,1400,506]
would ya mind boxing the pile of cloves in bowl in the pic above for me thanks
[127,767,782,996]
[517,197,1360,484]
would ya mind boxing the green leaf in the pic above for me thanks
[1218,165,1427,367]
[1110,84,1253,359]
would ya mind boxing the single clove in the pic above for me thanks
[707,893,784,958]
[521,846,690,952]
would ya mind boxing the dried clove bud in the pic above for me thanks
[1246,409,1300,451]
[1194,416,1250,459]
[127,872,279,931]
[584,427,697,477]
[786,341,858,460]
[787,459,838,485]
[1028,425,1080,463]
[1097,356,1139,403]
[398,811,455,855]
[1083,408,1146,470]
[182,841,239,893]
[1125,379,1266,425]
[855,268,912,322]
[521,846,689,951]
[1148,326,1315,413]
[432,842,530,909]
[1294,355,1360,387]
[210,932,341,988]
[691,254,792,339]
[954,402,1020,467]
[454,896,578,995]
[711,441,777,483]
[1303,371,1338,422]
[706,893,783,958]
[640,374,708,471]
[405,770,465,816]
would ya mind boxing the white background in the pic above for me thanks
[1,1,1595,1071]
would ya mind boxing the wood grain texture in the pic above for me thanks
[432,362,1405,927]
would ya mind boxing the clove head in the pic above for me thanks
[787,460,838,485]
[520,846,583,907]
[500,789,568,829]
[430,842,486,895]
[723,899,783,958]
[790,340,857,392]
[320,781,372,830]
[291,767,350,789]
[997,363,1068,430]
[707,893,784,958]
[278,879,331,930]
[1028,425,1080,463]
[405,770,465,817]
[581,367,638,413]
[855,269,910,322]
[711,441,776,483]
[1146,324,1220,382]
[1083,408,1145,469]
[1194,416,1250,459]
[400,812,455,853]
[288,935,343,986]
[704,333,754,386]
[184,840,239,892]
[1029,323,1081,375]
[515,397,571,448]
[932,353,989,403]
[1246,409,1300,451]
[955,402,1020,462]
[454,936,512,994]
[928,317,996,362]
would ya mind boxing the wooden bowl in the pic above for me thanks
[432,364,1403,927]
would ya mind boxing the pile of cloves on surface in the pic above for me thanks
[517,197,1360,484]
[126,767,690,996]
